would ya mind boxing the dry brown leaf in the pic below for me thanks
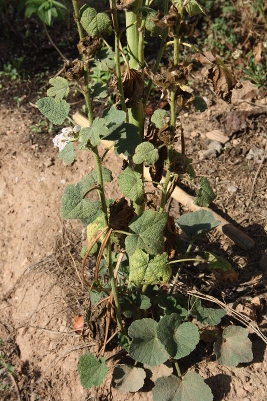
[116,0,138,10]
[122,69,145,108]
[109,198,135,231]
[208,57,240,103]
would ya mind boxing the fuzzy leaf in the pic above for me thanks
[80,168,113,191]
[151,109,168,129]
[78,354,108,388]
[47,77,69,102]
[193,96,207,112]
[152,372,213,401]
[61,183,101,220]
[58,142,75,164]
[90,82,107,100]
[90,290,107,306]
[185,0,205,16]
[129,250,171,287]
[175,210,220,241]
[113,365,146,392]
[80,6,111,38]
[190,297,226,326]
[128,319,169,366]
[214,326,253,367]
[125,210,168,256]
[37,97,69,125]
[157,314,200,359]
[132,293,151,310]
[80,118,108,147]
[204,252,231,271]
[102,106,126,127]
[133,142,159,165]
[117,167,143,203]
[94,47,116,71]
[194,177,216,207]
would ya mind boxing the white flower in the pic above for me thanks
[61,127,73,136]
[53,133,69,151]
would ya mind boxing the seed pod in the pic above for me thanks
[123,69,145,108]
[64,59,84,80]
[116,0,138,10]
[77,36,101,58]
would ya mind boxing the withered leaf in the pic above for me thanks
[77,36,101,58]
[158,125,176,145]
[116,0,138,10]
[64,59,84,80]
[123,69,145,108]
[109,198,135,231]
[208,57,239,103]
[179,21,197,38]
[253,42,262,66]
[164,215,177,259]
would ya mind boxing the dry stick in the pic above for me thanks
[95,228,113,281]
[81,226,109,286]
[248,155,266,205]
[42,22,67,61]
[73,112,255,251]
[100,252,125,357]
[187,289,267,344]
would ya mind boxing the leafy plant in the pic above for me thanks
[35,0,254,399]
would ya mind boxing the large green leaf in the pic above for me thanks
[175,210,220,241]
[80,118,108,147]
[58,142,75,164]
[102,106,126,127]
[125,210,168,256]
[113,365,146,392]
[102,122,141,157]
[194,177,216,207]
[37,97,69,125]
[129,250,171,287]
[78,353,108,388]
[61,182,101,220]
[117,167,143,203]
[189,297,226,326]
[128,319,169,366]
[152,372,213,401]
[133,142,159,165]
[80,6,111,37]
[47,77,69,102]
[214,326,253,367]
[204,252,231,271]
[157,314,200,359]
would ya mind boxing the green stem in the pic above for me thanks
[72,0,93,125]
[168,257,205,265]
[257,5,267,25]
[111,0,127,113]
[169,241,193,294]
[174,360,182,380]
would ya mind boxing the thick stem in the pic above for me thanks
[174,360,182,380]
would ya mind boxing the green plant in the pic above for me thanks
[0,338,15,394]
[36,1,254,399]
[0,56,24,81]
[242,54,267,89]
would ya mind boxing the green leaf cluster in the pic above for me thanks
[25,0,66,25]
[80,6,112,37]
[194,177,216,207]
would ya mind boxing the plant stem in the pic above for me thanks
[72,0,94,125]
[145,0,169,105]
[159,146,172,212]
[174,360,182,380]
[169,241,193,294]
[43,22,67,61]
[111,0,127,113]
[107,243,123,331]
[167,257,205,265]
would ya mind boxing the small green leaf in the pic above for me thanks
[193,96,207,112]
[90,290,107,306]
[190,297,226,326]
[133,142,159,165]
[214,326,253,367]
[151,109,168,129]
[117,332,131,352]
[61,183,101,220]
[185,0,206,16]
[80,6,111,38]
[119,295,136,318]
[78,353,108,388]
[58,142,75,164]
[194,177,216,207]
[152,372,213,401]
[80,117,108,147]
[175,210,220,241]
[157,314,200,359]
[113,365,146,393]
[90,82,107,100]
[132,292,151,310]
[47,77,69,102]
[158,295,188,318]
[117,167,143,203]
[37,97,70,125]
[204,252,231,271]
[129,250,171,287]
[128,319,169,366]
[125,210,168,256]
